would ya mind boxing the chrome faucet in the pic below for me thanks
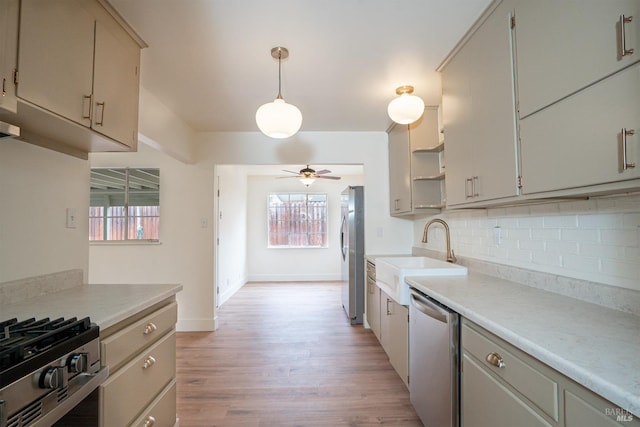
[422,218,457,263]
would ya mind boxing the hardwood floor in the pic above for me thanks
[176,281,422,426]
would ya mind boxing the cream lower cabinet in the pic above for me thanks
[366,261,381,340]
[380,290,409,388]
[461,319,639,427]
[99,299,178,427]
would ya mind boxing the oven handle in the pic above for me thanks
[30,366,109,427]
[410,290,449,323]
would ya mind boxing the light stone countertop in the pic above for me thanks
[406,272,640,416]
[0,283,182,330]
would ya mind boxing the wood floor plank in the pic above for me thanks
[176,281,423,426]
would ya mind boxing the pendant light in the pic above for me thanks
[256,47,302,139]
[387,85,425,124]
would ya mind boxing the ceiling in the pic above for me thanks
[109,0,492,134]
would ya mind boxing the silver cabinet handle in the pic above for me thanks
[465,178,473,199]
[622,128,636,171]
[472,176,479,197]
[143,322,158,335]
[620,15,635,57]
[2,77,6,96]
[394,199,400,211]
[386,298,392,316]
[486,352,506,368]
[95,101,105,125]
[143,415,156,427]
[82,94,93,119]
[142,356,156,369]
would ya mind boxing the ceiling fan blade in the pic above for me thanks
[315,169,331,175]
[276,176,299,179]
[282,170,301,175]
[317,175,341,180]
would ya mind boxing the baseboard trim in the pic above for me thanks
[247,274,341,282]
[176,318,215,332]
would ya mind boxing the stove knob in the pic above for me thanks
[67,352,89,373]
[39,366,69,389]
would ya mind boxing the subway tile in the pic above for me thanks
[507,228,532,240]
[532,250,562,267]
[561,228,599,243]
[517,216,544,228]
[531,228,561,241]
[600,229,639,247]
[505,205,530,216]
[519,239,545,251]
[563,254,600,274]
[545,240,579,255]
[600,259,639,280]
[578,213,622,229]
[529,203,560,215]
[579,243,626,260]
[543,215,578,228]
[622,213,640,228]
[506,248,533,263]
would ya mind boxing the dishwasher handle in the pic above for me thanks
[410,291,450,323]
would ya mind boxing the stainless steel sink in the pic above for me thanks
[375,257,467,305]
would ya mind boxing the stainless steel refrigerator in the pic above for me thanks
[340,186,364,325]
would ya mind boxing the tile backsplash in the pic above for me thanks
[414,193,640,291]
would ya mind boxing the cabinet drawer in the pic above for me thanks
[462,323,558,421]
[102,302,177,371]
[100,331,176,427]
[131,380,177,427]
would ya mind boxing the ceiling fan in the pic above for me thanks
[278,165,342,187]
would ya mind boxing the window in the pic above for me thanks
[89,168,160,241]
[268,193,328,248]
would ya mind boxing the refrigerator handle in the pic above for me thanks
[340,215,346,260]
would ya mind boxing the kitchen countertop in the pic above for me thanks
[0,283,182,330]
[406,272,640,416]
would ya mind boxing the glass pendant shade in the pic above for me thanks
[387,86,425,124]
[256,98,302,139]
[299,177,315,187]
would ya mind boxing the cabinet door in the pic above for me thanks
[388,124,412,214]
[410,107,440,151]
[18,0,94,126]
[0,0,18,113]
[565,390,635,427]
[388,300,408,387]
[379,291,392,352]
[520,63,640,194]
[93,19,140,148]
[366,279,381,340]
[461,354,553,427]
[515,0,640,118]
[442,0,519,206]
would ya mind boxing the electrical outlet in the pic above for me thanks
[493,226,501,245]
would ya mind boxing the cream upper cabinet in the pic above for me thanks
[18,0,95,126]
[388,123,412,215]
[93,19,140,148]
[0,0,18,113]
[514,0,640,119]
[441,0,520,207]
[519,63,640,194]
[17,0,140,149]
[388,107,445,216]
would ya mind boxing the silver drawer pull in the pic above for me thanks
[142,356,156,369]
[143,415,156,427]
[486,352,506,368]
[143,322,158,335]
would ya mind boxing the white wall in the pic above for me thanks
[196,131,413,256]
[246,173,364,282]
[216,165,248,305]
[0,139,89,283]
[414,194,640,291]
[89,143,215,331]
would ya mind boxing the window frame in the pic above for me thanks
[89,167,160,243]
[267,192,328,249]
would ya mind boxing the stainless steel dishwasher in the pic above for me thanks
[409,286,460,427]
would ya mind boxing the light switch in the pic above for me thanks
[66,208,78,228]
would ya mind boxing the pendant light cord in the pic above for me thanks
[277,50,283,100]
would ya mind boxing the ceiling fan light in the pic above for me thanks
[300,177,315,187]
[387,85,425,124]
[256,99,303,139]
